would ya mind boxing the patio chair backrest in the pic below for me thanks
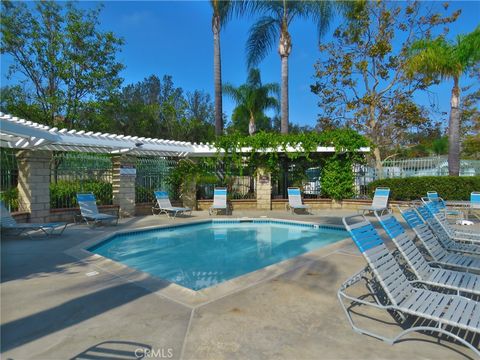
[154,191,173,209]
[427,191,439,201]
[400,206,447,261]
[376,212,431,279]
[213,188,227,208]
[471,192,480,209]
[371,187,390,209]
[287,187,303,207]
[77,193,100,218]
[0,201,17,227]
[343,217,413,306]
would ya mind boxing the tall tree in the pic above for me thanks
[211,0,241,137]
[310,0,460,176]
[223,68,279,135]
[0,0,124,128]
[405,26,480,175]
[245,0,340,134]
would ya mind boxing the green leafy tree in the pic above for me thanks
[311,0,460,176]
[0,0,124,128]
[223,68,279,135]
[405,26,480,175]
[245,0,343,134]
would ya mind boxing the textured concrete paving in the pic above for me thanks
[1,210,478,359]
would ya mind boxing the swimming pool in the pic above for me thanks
[89,220,347,290]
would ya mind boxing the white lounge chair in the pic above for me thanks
[209,188,229,215]
[0,201,67,237]
[359,187,390,214]
[153,191,191,218]
[286,187,310,214]
[76,193,118,226]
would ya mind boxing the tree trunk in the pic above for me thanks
[213,15,223,136]
[373,147,383,180]
[280,55,289,134]
[278,27,291,135]
[249,111,256,135]
[448,77,461,176]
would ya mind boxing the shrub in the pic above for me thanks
[0,187,19,211]
[50,180,112,208]
[367,176,480,201]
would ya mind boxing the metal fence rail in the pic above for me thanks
[50,152,113,209]
[380,156,480,177]
[0,149,19,211]
[135,157,178,203]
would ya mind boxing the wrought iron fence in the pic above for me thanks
[50,152,113,209]
[197,162,256,200]
[0,149,19,211]
[135,157,178,203]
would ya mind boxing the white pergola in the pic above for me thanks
[0,112,369,156]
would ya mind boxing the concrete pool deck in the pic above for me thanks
[1,210,478,359]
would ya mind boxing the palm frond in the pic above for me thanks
[223,83,245,104]
[299,0,335,40]
[246,16,279,68]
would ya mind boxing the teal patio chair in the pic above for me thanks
[0,201,67,237]
[152,191,191,218]
[470,192,480,220]
[286,187,310,214]
[338,214,480,356]
[76,193,118,226]
[209,188,229,215]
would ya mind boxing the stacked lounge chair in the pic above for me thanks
[152,191,191,218]
[338,214,480,356]
[76,193,118,226]
[209,188,229,215]
[359,187,390,215]
[286,187,310,214]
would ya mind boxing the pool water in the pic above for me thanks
[90,221,347,290]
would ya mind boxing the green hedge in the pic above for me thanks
[50,180,112,209]
[367,176,480,201]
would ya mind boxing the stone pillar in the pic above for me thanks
[256,167,272,210]
[112,156,136,217]
[182,179,197,210]
[16,150,52,223]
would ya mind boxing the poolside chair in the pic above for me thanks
[469,192,480,220]
[76,193,118,226]
[286,187,310,214]
[374,209,480,297]
[0,201,67,237]
[399,206,480,273]
[426,191,464,219]
[209,188,229,215]
[359,187,390,214]
[339,215,480,356]
[416,202,480,250]
[409,205,480,257]
[421,198,480,244]
[152,191,191,218]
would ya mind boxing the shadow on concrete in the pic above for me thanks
[1,279,168,353]
[70,340,152,360]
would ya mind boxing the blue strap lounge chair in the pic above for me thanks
[76,193,118,226]
[286,187,310,214]
[153,191,191,218]
[374,209,480,297]
[209,188,229,215]
[426,191,464,219]
[0,201,67,237]
[338,215,480,357]
[470,192,480,220]
[399,206,480,273]
[416,203,480,252]
[359,187,390,214]
[421,198,480,244]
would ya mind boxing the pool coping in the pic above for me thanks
[65,217,350,307]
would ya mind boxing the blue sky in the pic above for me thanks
[2,1,479,129]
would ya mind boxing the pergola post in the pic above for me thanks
[256,167,272,210]
[16,150,52,222]
[112,155,136,217]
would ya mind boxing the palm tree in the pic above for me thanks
[245,0,339,134]
[224,68,279,135]
[406,26,480,175]
[211,0,243,137]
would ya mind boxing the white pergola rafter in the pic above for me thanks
[0,112,369,156]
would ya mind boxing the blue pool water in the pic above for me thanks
[90,220,347,290]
